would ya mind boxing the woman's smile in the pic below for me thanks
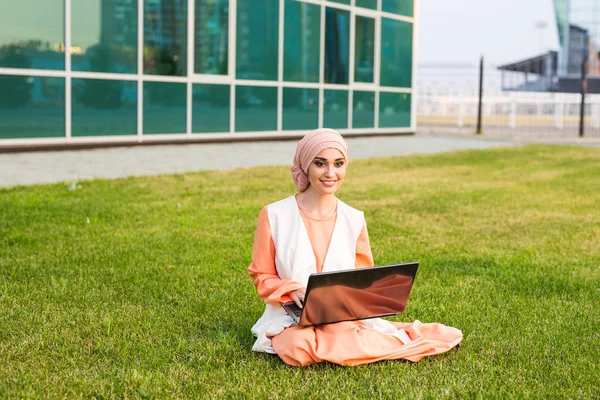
[320,179,337,187]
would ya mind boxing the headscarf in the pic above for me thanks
[291,128,349,192]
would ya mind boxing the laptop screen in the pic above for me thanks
[300,262,418,326]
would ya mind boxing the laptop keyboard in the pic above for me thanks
[288,303,302,317]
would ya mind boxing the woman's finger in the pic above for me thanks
[292,292,303,308]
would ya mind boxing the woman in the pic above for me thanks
[248,128,462,367]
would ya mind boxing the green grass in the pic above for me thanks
[1,144,599,399]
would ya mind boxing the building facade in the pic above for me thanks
[499,0,600,93]
[0,0,417,148]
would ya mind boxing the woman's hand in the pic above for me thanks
[290,288,306,308]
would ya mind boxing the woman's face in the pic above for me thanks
[306,148,346,195]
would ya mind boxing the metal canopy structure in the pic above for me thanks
[497,51,558,92]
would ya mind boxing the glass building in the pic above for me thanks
[0,0,417,146]
[500,0,600,93]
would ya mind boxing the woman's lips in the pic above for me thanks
[321,180,337,187]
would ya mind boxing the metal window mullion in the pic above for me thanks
[374,89,379,128]
[0,68,65,77]
[142,75,188,83]
[229,0,237,134]
[347,5,355,130]
[281,81,320,89]
[70,71,137,81]
[374,13,381,87]
[323,83,350,90]
[303,0,352,13]
[187,0,195,135]
[374,11,382,128]
[353,82,377,90]
[229,0,237,82]
[65,0,71,140]
[349,8,356,88]
[277,0,285,132]
[410,0,419,130]
[348,89,353,129]
[234,79,279,87]
[380,11,413,23]
[318,3,325,128]
[137,0,144,140]
[190,74,232,84]
[354,7,378,18]
[376,86,411,93]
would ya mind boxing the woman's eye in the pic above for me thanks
[335,162,344,167]
[315,162,325,167]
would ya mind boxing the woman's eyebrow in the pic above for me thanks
[314,157,345,161]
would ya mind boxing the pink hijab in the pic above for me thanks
[291,128,349,192]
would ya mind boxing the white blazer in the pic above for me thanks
[250,195,411,353]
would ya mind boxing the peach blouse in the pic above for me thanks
[247,205,374,304]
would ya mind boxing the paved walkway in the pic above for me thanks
[0,133,596,188]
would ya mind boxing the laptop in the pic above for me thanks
[280,262,419,326]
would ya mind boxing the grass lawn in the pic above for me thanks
[1,144,599,398]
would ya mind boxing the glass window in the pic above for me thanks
[282,88,318,131]
[379,92,411,128]
[324,8,350,84]
[0,0,65,70]
[323,89,348,129]
[354,16,375,83]
[283,0,320,83]
[192,84,230,133]
[195,0,229,75]
[328,0,350,4]
[356,0,377,10]
[144,0,188,76]
[71,0,137,74]
[72,78,137,137]
[0,76,64,139]
[382,0,414,17]
[143,82,186,134]
[235,85,277,132]
[352,90,374,128]
[380,18,412,88]
[236,0,279,81]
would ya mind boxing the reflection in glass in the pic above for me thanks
[323,89,348,129]
[143,82,186,134]
[355,16,375,83]
[195,0,228,75]
[380,18,412,88]
[192,84,230,133]
[71,0,138,74]
[324,7,350,84]
[379,92,411,128]
[328,0,350,4]
[298,272,414,326]
[356,0,377,10]
[283,0,320,83]
[72,79,137,136]
[352,90,374,128]
[0,76,64,139]
[235,86,277,132]
[282,88,318,130]
[382,0,414,17]
[236,0,279,81]
[144,0,188,76]
[0,0,65,70]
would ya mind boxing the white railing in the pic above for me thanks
[416,92,600,129]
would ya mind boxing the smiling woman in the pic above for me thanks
[246,128,463,367]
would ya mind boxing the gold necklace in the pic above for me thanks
[298,200,338,221]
